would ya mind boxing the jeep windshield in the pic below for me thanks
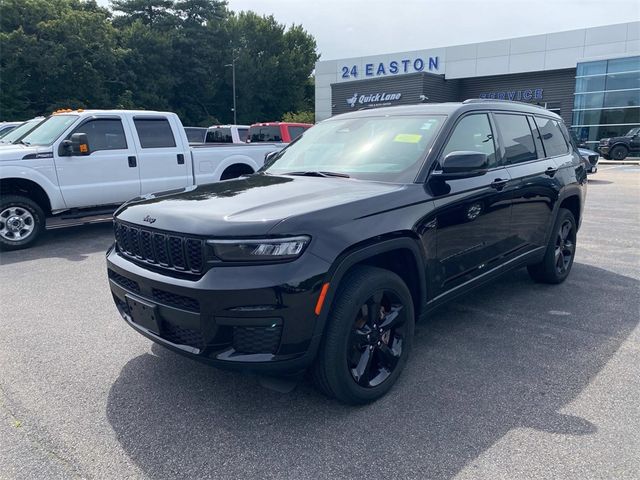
[19,115,78,146]
[263,115,445,183]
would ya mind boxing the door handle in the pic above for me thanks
[545,166,558,177]
[177,153,185,165]
[128,156,137,167]
[490,178,508,190]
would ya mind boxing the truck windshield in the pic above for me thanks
[20,115,78,146]
[263,115,445,183]
[0,118,45,144]
[625,127,639,136]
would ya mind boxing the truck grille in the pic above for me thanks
[114,221,205,275]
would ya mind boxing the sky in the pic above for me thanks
[99,0,639,60]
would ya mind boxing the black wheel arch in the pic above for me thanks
[311,234,428,348]
[0,178,52,215]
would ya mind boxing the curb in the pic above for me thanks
[598,160,640,165]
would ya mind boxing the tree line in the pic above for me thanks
[0,0,319,126]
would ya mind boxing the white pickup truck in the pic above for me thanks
[0,109,284,249]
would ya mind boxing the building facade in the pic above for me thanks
[315,22,639,147]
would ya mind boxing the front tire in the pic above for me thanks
[527,208,577,284]
[610,145,629,161]
[312,266,415,404]
[0,195,45,250]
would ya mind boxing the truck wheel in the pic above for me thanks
[610,145,629,161]
[0,195,45,250]
[312,266,415,404]
[527,208,577,284]
[220,164,254,180]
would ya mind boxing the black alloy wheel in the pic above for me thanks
[610,145,629,161]
[527,207,577,284]
[312,265,415,404]
[554,219,575,275]
[348,290,407,388]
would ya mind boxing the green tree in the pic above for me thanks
[282,111,314,124]
[225,12,318,124]
[0,0,121,119]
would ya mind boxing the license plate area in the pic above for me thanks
[126,294,160,334]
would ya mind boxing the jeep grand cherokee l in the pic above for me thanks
[106,100,587,404]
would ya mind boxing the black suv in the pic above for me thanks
[107,100,587,404]
[598,127,640,160]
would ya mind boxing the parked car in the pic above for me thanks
[0,122,22,137]
[598,127,640,160]
[205,125,250,144]
[247,122,312,143]
[184,127,207,144]
[578,147,599,174]
[0,109,283,249]
[0,117,46,145]
[106,100,587,404]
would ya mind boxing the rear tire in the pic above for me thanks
[610,145,629,161]
[0,195,45,250]
[527,208,577,284]
[220,164,254,180]
[312,266,415,404]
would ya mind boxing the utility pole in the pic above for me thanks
[224,57,238,124]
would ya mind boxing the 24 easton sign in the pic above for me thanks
[341,56,439,79]
[347,92,403,108]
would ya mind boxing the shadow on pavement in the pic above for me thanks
[587,179,614,185]
[0,222,113,266]
[106,263,638,479]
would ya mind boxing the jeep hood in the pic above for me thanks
[116,174,407,237]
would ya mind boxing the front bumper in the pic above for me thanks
[106,244,331,374]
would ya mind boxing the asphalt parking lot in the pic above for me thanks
[1,165,638,480]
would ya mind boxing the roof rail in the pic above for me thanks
[462,98,546,109]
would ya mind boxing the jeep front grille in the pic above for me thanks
[114,221,205,275]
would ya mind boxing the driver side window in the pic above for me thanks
[442,114,497,168]
[70,119,128,153]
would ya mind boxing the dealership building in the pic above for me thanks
[314,21,639,147]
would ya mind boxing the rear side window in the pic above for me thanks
[238,128,248,142]
[185,128,206,143]
[288,126,307,141]
[441,114,498,168]
[494,114,538,164]
[206,128,232,143]
[534,116,569,157]
[249,126,282,142]
[134,118,176,148]
[71,119,127,152]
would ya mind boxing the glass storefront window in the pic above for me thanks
[574,92,604,109]
[575,75,606,92]
[603,90,640,108]
[573,107,640,126]
[576,60,607,76]
[607,56,640,73]
[606,71,640,91]
[573,56,640,146]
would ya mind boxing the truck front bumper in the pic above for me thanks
[106,244,331,375]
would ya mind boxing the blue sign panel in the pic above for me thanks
[479,88,543,101]
[341,56,439,79]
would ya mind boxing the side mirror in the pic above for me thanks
[434,151,488,179]
[63,133,90,156]
[265,150,278,162]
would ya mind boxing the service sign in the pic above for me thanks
[346,92,403,108]
[341,56,440,80]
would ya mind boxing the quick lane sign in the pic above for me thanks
[347,92,403,108]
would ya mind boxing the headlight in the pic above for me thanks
[207,236,310,262]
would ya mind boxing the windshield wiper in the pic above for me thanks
[18,140,31,146]
[283,171,350,178]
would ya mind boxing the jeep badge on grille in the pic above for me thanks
[143,215,157,224]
